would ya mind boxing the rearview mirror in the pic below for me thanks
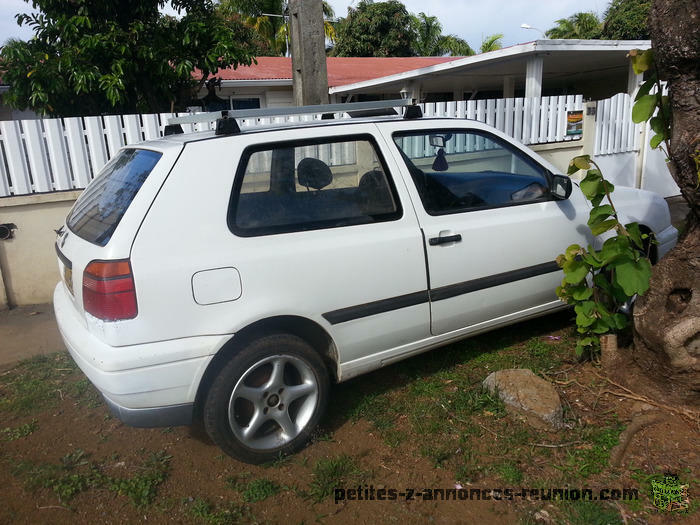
[429,135,446,148]
[550,174,572,200]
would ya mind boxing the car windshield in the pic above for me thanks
[67,149,162,246]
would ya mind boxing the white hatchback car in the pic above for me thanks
[53,101,677,463]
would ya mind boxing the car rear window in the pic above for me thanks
[67,149,162,246]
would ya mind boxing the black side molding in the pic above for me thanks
[322,260,561,325]
[323,291,429,325]
[429,261,560,302]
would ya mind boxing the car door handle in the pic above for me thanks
[429,234,462,245]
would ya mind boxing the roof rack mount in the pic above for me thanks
[167,98,413,125]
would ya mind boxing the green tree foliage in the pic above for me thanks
[0,0,260,116]
[410,12,474,57]
[545,11,603,39]
[601,0,650,40]
[479,33,503,53]
[331,0,417,57]
[218,0,336,57]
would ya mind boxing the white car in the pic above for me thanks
[53,101,677,463]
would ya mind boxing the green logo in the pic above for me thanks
[650,474,689,512]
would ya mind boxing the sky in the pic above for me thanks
[0,0,609,49]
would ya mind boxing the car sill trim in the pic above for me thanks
[322,260,560,325]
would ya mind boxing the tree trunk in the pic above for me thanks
[633,0,700,394]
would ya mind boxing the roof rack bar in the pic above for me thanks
[168,98,411,125]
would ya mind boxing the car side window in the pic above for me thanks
[229,135,401,236]
[393,130,550,215]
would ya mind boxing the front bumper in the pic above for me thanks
[655,225,678,260]
[53,282,227,427]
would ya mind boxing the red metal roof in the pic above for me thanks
[211,56,459,87]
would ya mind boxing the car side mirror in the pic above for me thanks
[550,174,572,200]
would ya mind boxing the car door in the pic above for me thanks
[384,122,592,336]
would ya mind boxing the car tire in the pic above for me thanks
[203,333,329,464]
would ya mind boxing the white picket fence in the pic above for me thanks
[594,92,639,155]
[0,93,638,197]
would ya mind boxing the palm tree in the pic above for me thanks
[411,13,475,56]
[218,0,336,56]
[545,11,603,39]
[479,33,503,53]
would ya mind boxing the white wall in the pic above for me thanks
[0,192,80,308]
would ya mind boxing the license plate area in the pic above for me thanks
[64,265,74,295]
[56,243,74,296]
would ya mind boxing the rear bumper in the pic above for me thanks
[102,396,194,427]
[53,282,228,426]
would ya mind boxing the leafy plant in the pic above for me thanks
[556,155,652,357]
[629,48,700,187]
[629,49,672,154]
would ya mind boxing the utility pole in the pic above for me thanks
[289,0,329,106]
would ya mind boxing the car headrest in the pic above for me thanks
[358,169,395,214]
[297,158,332,190]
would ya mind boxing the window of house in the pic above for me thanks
[229,136,401,236]
[231,97,261,110]
[393,130,550,215]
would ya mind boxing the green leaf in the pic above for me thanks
[575,302,597,327]
[625,222,644,250]
[632,94,657,123]
[650,133,665,149]
[590,219,617,236]
[582,251,603,268]
[635,76,656,100]
[571,286,593,301]
[649,115,665,134]
[565,244,582,260]
[573,155,591,171]
[580,178,602,200]
[612,258,652,296]
[563,259,589,284]
[598,238,628,264]
[630,49,653,74]
[587,204,615,226]
[612,313,629,330]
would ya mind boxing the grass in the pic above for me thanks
[108,450,172,507]
[308,454,366,503]
[563,423,623,478]
[10,448,171,507]
[496,461,523,484]
[560,501,622,525]
[0,353,78,413]
[240,478,280,503]
[1,419,37,441]
[186,498,252,525]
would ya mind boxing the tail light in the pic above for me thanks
[82,259,138,321]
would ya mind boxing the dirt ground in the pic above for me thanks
[1,312,698,525]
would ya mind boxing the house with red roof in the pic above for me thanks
[197,40,650,111]
[194,56,457,111]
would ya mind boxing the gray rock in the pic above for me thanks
[482,369,563,430]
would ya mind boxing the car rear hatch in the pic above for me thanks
[55,142,183,333]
